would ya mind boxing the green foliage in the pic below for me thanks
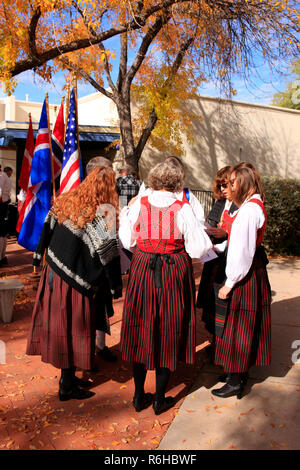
[263,177,300,256]
[272,59,300,110]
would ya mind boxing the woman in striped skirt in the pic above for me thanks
[119,160,212,414]
[211,162,271,399]
[26,167,122,401]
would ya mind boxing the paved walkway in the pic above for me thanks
[0,238,210,451]
[1,240,300,450]
[159,257,300,450]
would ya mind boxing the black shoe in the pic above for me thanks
[153,397,175,415]
[211,383,243,399]
[218,373,228,383]
[218,372,248,385]
[97,346,117,362]
[132,392,153,412]
[59,386,95,401]
[74,376,92,388]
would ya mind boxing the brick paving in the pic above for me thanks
[0,238,210,450]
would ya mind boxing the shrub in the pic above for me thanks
[262,177,300,256]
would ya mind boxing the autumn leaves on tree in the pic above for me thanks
[0,0,299,170]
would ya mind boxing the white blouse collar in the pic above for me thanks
[240,193,262,210]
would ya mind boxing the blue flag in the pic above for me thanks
[18,99,52,252]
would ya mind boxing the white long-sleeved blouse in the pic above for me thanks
[118,190,212,259]
[137,184,205,225]
[224,194,266,289]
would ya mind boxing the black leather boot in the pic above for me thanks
[153,396,175,415]
[218,372,248,385]
[59,368,95,401]
[212,373,244,399]
[132,393,153,412]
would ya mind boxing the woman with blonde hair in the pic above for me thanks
[119,159,212,414]
[26,166,122,401]
[211,162,271,399]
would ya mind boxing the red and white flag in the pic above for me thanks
[52,99,64,193]
[16,115,35,232]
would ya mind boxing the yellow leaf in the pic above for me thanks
[120,385,127,389]
[112,441,120,446]
[151,440,159,445]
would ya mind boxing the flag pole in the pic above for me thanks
[65,80,71,136]
[72,73,80,148]
[45,93,56,201]
[72,72,82,179]
[61,95,65,141]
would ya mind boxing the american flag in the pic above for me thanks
[60,88,81,194]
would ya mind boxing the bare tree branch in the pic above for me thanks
[125,11,171,90]
[116,33,128,93]
[28,7,41,59]
[71,0,116,92]
[134,34,196,159]
[58,57,114,100]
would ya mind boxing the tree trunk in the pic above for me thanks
[115,94,139,174]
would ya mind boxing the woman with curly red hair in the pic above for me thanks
[26,166,122,401]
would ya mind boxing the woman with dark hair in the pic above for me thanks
[26,166,122,401]
[119,160,212,415]
[211,162,271,399]
[196,166,238,334]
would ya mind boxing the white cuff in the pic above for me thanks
[225,278,235,289]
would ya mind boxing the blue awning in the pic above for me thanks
[0,126,119,146]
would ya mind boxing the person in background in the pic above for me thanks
[116,164,142,273]
[85,156,112,175]
[211,162,271,399]
[86,156,118,362]
[117,164,142,209]
[119,159,212,415]
[26,166,122,401]
[196,166,238,334]
[0,166,13,266]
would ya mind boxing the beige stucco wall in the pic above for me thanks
[78,92,119,126]
[139,96,300,189]
[0,103,5,122]
[0,97,59,125]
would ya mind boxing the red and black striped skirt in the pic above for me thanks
[213,261,271,373]
[26,263,96,370]
[120,248,196,371]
